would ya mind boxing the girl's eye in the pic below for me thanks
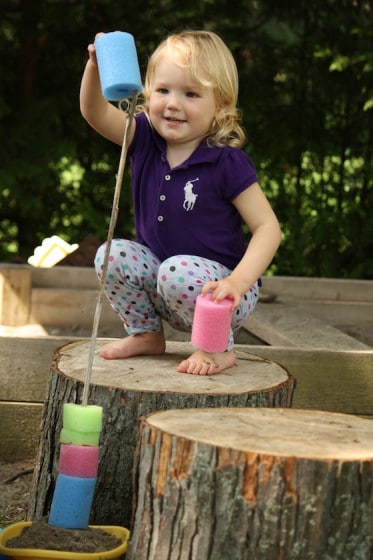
[186,91,199,98]
[157,88,168,94]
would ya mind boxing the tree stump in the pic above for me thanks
[29,340,295,529]
[128,408,373,560]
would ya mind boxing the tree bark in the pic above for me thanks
[29,340,294,529]
[128,408,373,560]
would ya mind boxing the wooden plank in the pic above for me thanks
[29,288,373,328]
[29,288,119,326]
[0,266,32,326]
[243,302,371,350]
[29,269,373,302]
[243,313,298,347]
[30,272,364,296]
[0,402,43,460]
[261,276,373,302]
[236,345,373,416]
[31,266,97,289]
[0,336,81,401]
[4,268,369,333]
[284,301,373,325]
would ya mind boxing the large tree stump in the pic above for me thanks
[29,340,294,529]
[128,408,373,560]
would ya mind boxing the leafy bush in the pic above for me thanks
[0,0,372,277]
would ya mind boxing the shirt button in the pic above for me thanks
[165,174,171,181]
[160,195,166,201]
[157,215,164,222]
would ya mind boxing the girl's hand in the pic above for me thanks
[201,277,245,310]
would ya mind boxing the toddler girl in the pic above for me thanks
[80,30,281,375]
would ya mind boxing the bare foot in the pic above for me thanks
[177,349,236,375]
[99,331,166,360]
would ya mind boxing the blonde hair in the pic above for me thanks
[142,30,246,148]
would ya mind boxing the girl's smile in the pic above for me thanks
[164,116,186,126]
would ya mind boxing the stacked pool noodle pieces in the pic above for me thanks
[94,31,142,101]
[191,293,233,353]
[48,404,103,529]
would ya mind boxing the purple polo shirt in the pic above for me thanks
[128,112,258,270]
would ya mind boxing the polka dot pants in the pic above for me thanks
[95,239,259,350]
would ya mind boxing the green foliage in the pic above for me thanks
[0,0,372,278]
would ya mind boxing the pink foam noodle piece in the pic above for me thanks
[191,293,233,353]
[59,444,100,478]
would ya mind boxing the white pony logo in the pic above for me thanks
[183,178,199,211]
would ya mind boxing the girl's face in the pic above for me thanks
[148,54,217,150]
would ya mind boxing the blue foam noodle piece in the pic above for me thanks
[48,474,97,529]
[95,31,142,101]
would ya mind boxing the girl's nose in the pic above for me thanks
[166,92,180,109]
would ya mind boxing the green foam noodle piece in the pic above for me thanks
[60,427,101,446]
[63,403,103,432]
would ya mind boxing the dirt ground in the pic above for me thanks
[0,459,34,527]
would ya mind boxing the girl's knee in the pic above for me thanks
[158,255,201,285]
[158,256,194,297]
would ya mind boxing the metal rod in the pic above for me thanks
[81,94,138,406]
